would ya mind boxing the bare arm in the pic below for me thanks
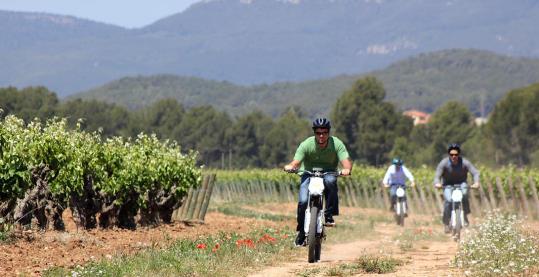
[284,160,301,171]
[340,158,353,176]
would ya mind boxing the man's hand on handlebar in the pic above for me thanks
[340,168,351,176]
[283,164,297,173]
[410,182,416,187]
[434,183,442,189]
[471,183,480,189]
[383,183,390,188]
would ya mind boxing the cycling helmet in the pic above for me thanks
[391,158,403,166]
[447,143,461,154]
[312,118,331,130]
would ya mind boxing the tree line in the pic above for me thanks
[1,77,538,168]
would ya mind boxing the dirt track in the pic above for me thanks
[249,222,460,277]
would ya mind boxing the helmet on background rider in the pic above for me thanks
[312,118,331,131]
[447,143,461,154]
[391,158,403,166]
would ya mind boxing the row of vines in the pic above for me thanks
[211,166,539,219]
[0,114,201,231]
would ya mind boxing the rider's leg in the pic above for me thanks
[442,186,453,226]
[389,185,397,211]
[297,175,310,232]
[323,174,338,220]
[295,176,309,246]
[461,183,470,225]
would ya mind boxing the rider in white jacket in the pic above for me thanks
[383,158,415,214]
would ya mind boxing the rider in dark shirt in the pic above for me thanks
[434,144,480,233]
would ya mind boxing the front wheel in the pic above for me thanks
[452,207,462,241]
[308,205,320,263]
[397,201,405,226]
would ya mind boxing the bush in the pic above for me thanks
[455,212,539,276]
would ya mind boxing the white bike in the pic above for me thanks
[393,184,407,226]
[291,168,339,263]
[447,184,465,241]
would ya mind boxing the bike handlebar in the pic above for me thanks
[284,169,343,177]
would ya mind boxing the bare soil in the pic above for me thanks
[0,209,288,276]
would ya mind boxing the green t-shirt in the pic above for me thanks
[293,136,350,172]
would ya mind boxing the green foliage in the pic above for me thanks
[0,114,201,219]
[332,76,412,165]
[487,83,539,166]
[0,86,58,122]
[56,99,132,137]
[410,101,475,165]
[259,107,310,168]
[226,111,274,168]
[355,255,403,274]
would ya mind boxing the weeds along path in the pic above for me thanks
[0,210,289,277]
[249,210,462,277]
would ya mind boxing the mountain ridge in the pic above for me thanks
[1,0,539,95]
[72,49,539,117]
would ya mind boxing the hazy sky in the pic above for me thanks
[0,0,202,28]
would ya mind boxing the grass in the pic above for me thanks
[44,228,296,277]
[394,226,448,251]
[213,204,294,222]
[296,255,404,276]
[0,218,14,243]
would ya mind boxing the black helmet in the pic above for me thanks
[312,118,331,130]
[447,143,461,154]
[392,158,403,166]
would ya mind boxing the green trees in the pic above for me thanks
[487,83,539,166]
[424,101,475,163]
[331,77,412,165]
[0,86,58,121]
[226,111,274,168]
[260,107,310,167]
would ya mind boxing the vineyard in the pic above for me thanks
[0,114,201,231]
[212,166,539,219]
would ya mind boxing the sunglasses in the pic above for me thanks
[314,131,329,136]
[449,153,459,157]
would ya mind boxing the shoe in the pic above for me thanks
[324,216,336,227]
[444,225,451,234]
[295,232,306,247]
[464,214,469,227]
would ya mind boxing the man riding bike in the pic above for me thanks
[434,144,480,233]
[382,158,415,216]
[284,118,352,247]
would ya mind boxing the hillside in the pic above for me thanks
[2,0,539,95]
[73,49,539,117]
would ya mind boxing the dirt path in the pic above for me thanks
[250,221,461,277]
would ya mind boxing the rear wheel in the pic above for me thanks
[308,205,320,263]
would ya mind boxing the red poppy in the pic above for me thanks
[196,243,207,249]
[259,234,277,244]
[212,243,220,253]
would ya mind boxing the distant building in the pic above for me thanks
[403,109,431,125]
